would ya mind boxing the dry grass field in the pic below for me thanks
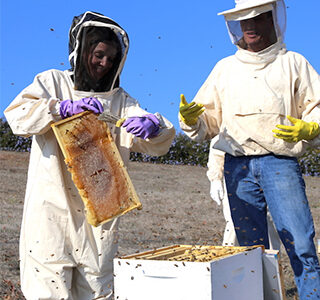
[1,150,320,299]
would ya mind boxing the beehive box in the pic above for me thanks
[51,112,141,226]
[263,250,286,300]
[114,245,265,300]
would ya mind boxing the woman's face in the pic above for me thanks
[87,42,118,80]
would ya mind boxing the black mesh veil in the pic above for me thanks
[68,11,129,92]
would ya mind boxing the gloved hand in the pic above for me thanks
[122,114,160,139]
[179,94,204,126]
[210,180,224,206]
[60,97,104,119]
[272,115,320,143]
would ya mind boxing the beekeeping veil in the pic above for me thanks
[69,11,129,92]
[218,0,286,47]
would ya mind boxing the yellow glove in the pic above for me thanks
[272,115,320,143]
[179,94,204,126]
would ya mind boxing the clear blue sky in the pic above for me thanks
[1,0,320,132]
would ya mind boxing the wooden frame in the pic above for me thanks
[51,112,141,226]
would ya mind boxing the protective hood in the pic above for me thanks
[218,0,286,46]
[68,11,129,92]
[218,0,277,20]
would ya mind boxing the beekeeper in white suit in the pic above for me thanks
[179,0,320,298]
[5,11,175,300]
[207,140,281,250]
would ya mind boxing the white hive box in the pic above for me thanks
[263,250,286,300]
[114,245,264,300]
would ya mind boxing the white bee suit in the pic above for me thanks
[180,41,320,154]
[4,70,175,300]
[180,0,320,152]
[4,12,175,300]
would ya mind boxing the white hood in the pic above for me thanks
[218,0,277,20]
[218,0,286,46]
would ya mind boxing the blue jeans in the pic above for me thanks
[224,153,320,299]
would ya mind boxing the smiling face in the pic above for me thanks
[87,41,118,81]
[240,11,277,52]
[74,26,123,92]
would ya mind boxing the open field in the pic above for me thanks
[1,150,320,299]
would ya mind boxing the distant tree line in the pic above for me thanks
[1,117,319,176]
[0,117,32,152]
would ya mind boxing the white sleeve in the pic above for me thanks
[295,54,320,147]
[179,65,222,143]
[4,70,63,137]
[206,139,225,182]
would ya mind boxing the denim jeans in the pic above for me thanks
[224,153,320,299]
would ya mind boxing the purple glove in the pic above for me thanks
[122,114,160,139]
[60,97,104,119]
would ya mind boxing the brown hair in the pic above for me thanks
[74,26,122,92]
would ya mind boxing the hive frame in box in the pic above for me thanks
[51,111,141,226]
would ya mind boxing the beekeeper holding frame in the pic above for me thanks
[5,11,175,299]
[179,0,320,298]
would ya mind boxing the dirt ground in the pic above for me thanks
[1,150,320,299]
